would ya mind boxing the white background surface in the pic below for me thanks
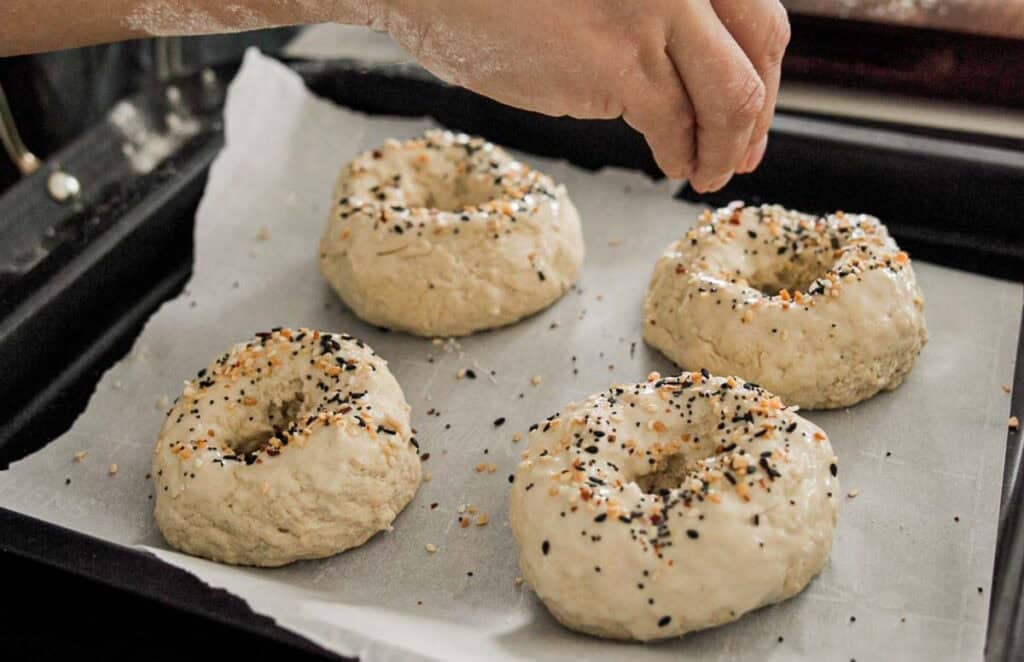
[0,51,1020,661]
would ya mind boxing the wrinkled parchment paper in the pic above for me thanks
[1,51,1021,661]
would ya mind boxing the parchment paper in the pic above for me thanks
[1,50,1020,662]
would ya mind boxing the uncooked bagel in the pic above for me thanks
[509,371,839,640]
[152,328,421,567]
[644,202,927,409]
[319,130,584,337]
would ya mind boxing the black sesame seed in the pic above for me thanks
[493,417,506,427]
[542,540,550,555]
[686,529,699,539]
[658,616,672,627]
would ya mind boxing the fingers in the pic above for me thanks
[621,41,697,180]
[665,0,765,192]
[742,134,768,174]
[712,0,791,173]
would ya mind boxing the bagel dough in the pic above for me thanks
[510,371,839,640]
[152,329,421,566]
[319,130,584,337]
[644,203,927,409]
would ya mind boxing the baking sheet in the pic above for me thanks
[1,50,1020,661]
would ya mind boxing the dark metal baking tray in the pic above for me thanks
[0,57,1021,660]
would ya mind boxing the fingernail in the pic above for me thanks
[738,137,768,174]
[664,160,695,181]
[705,171,734,193]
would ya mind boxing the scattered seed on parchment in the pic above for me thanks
[73,451,88,463]
[1010,416,1020,431]
[847,489,859,499]
[108,463,119,476]
[608,238,624,247]
[425,543,438,553]
[531,375,542,387]
[256,226,271,241]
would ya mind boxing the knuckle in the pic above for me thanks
[764,4,792,62]
[720,72,766,127]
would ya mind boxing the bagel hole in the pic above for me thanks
[404,163,502,212]
[228,388,306,456]
[636,452,700,495]
[748,250,836,296]
[266,391,305,435]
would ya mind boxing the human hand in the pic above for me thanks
[378,0,791,192]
